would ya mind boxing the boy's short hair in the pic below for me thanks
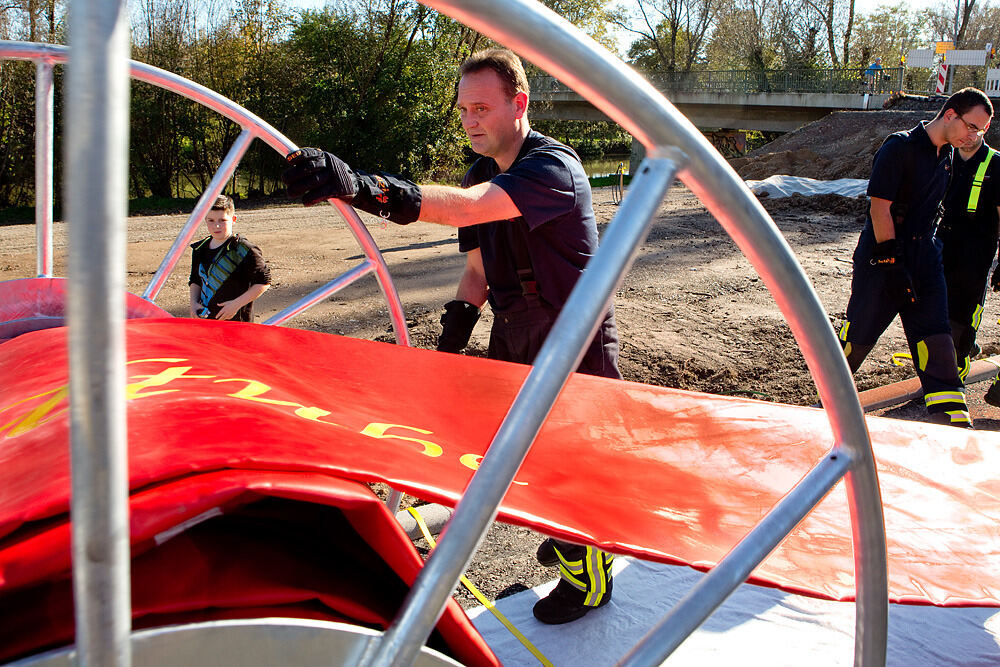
[460,48,530,100]
[209,194,236,217]
[936,87,994,121]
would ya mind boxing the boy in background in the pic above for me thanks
[189,194,271,322]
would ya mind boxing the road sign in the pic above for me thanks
[906,48,934,68]
[944,49,987,66]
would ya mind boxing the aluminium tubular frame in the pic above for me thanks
[368,1,887,666]
[3,0,887,664]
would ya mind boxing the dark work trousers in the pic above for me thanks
[840,229,967,416]
[488,298,621,606]
[939,221,998,380]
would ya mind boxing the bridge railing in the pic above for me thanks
[532,66,904,96]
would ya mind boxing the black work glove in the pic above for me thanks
[437,300,480,353]
[282,148,422,224]
[282,147,356,206]
[992,263,1000,292]
[870,239,916,304]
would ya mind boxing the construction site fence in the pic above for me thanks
[532,67,906,96]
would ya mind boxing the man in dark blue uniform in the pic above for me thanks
[839,88,993,427]
[937,134,998,394]
[281,49,619,624]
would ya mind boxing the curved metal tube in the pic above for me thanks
[366,157,680,667]
[4,0,889,661]
[0,40,411,348]
[377,0,886,665]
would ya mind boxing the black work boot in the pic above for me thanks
[927,410,974,429]
[536,538,559,567]
[532,577,613,625]
[986,379,1000,408]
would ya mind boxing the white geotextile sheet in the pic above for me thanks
[745,175,869,199]
[470,558,1000,666]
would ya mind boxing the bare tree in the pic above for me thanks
[925,0,980,47]
[801,0,856,66]
[613,0,722,72]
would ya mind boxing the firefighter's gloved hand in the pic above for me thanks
[282,148,358,207]
[437,300,480,353]
[282,148,422,224]
[991,264,1000,292]
[870,239,916,304]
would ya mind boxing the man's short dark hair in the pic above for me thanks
[936,87,994,121]
[459,48,530,100]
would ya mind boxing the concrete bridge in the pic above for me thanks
[529,67,906,132]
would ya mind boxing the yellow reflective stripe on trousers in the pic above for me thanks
[968,147,997,213]
[916,340,929,371]
[924,390,967,406]
[557,563,588,590]
[838,321,850,342]
[405,507,554,667]
[958,355,971,382]
[583,547,607,607]
[946,410,972,424]
[553,544,585,575]
[972,303,984,330]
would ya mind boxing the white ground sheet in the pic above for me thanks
[470,558,1000,666]
[744,175,869,199]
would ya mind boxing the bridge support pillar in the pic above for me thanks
[630,139,645,176]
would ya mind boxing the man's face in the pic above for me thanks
[457,68,523,159]
[205,209,234,240]
[945,105,991,149]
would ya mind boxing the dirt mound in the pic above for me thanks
[759,192,869,221]
[731,110,935,179]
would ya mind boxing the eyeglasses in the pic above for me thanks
[957,113,987,137]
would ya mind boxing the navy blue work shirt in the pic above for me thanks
[866,121,952,241]
[457,131,598,312]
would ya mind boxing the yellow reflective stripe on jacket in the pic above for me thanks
[968,147,998,213]
[924,390,967,407]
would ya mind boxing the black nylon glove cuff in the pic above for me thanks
[870,239,900,267]
[352,170,423,225]
[437,300,480,353]
[870,240,916,303]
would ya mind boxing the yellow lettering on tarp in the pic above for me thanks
[0,386,68,438]
[361,423,442,458]
[459,453,528,486]
[215,378,340,425]
[127,364,215,399]
[459,453,482,470]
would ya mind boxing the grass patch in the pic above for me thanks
[589,174,632,188]
[0,206,38,225]
[128,196,199,216]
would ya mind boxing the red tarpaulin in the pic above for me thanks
[2,319,999,656]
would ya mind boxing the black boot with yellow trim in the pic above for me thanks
[532,540,614,624]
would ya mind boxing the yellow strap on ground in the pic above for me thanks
[890,352,911,366]
[405,507,554,667]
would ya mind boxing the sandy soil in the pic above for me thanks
[5,106,1000,610]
